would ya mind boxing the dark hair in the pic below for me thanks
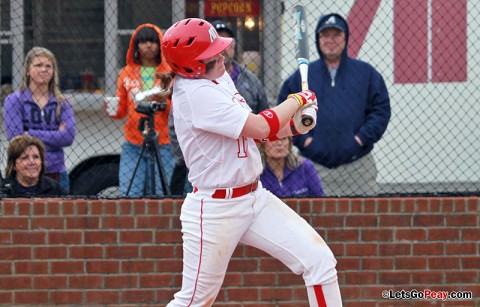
[133,27,160,64]
[211,20,235,38]
[5,135,47,179]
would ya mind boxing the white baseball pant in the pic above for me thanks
[167,183,341,306]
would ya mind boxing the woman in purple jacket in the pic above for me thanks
[3,47,76,192]
[259,137,324,197]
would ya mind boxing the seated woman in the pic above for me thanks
[3,135,67,197]
[259,137,324,197]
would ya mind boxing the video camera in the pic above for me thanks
[134,86,169,115]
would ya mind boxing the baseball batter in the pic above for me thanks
[161,18,342,307]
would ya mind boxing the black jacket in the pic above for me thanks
[2,176,67,198]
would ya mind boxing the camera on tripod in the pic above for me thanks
[125,85,171,197]
[134,86,169,115]
[135,101,167,115]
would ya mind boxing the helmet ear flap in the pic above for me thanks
[169,59,205,79]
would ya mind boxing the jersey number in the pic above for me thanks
[237,136,248,158]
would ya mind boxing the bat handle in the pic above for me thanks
[301,113,314,127]
[300,82,315,127]
[298,62,314,126]
[301,82,308,91]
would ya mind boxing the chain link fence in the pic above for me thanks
[1,0,479,198]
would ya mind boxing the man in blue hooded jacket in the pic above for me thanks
[278,13,391,196]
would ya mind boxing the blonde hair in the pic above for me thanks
[5,135,47,179]
[258,137,302,170]
[21,47,64,119]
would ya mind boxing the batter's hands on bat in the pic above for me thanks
[292,104,318,135]
[288,90,316,109]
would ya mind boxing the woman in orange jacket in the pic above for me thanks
[106,23,173,197]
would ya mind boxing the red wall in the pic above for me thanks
[0,197,478,306]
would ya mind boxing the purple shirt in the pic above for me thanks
[260,158,324,197]
[229,61,242,84]
[3,88,76,173]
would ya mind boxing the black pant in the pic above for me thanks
[170,161,188,197]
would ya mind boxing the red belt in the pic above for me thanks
[194,178,259,199]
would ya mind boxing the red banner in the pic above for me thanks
[204,0,260,17]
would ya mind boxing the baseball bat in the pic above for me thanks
[293,5,314,126]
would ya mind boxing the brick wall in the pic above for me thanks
[0,197,478,306]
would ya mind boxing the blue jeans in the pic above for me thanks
[119,141,174,197]
[59,171,70,193]
[46,171,70,193]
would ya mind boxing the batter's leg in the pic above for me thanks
[306,282,342,307]
[168,193,257,307]
[240,189,342,306]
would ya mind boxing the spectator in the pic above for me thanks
[3,47,76,193]
[259,137,324,197]
[278,13,391,196]
[168,109,192,197]
[106,23,173,197]
[3,135,67,197]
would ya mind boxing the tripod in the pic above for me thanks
[126,113,170,197]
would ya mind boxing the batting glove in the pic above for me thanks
[288,90,317,109]
[291,105,318,135]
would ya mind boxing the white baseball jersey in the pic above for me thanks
[171,72,262,189]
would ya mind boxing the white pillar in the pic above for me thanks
[11,0,24,90]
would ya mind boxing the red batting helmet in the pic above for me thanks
[161,18,233,78]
